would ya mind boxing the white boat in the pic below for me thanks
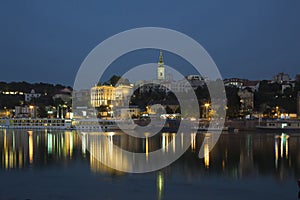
[256,119,300,131]
[190,119,228,132]
[0,118,72,130]
[73,118,137,131]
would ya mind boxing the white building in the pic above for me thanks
[224,78,245,88]
[273,72,290,83]
[25,89,41,102]
[15,105,38,118]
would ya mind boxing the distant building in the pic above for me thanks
[273,72,290,83]
[53,88,72,102]
[186,75,206,89]
[72,89,90,105]
[90,84,133,108]
[224,78,245,88]
[242,80,260,92]
[238,88,254,114]
[296,74,300,82]
[115,85,134,106]
[281,83,293,94]
[15,105,38,118]
[114,106,140,119]
[90,85,115,107]
[25,89,41,102]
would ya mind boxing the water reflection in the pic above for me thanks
[0,129,80,169]
[1,129,300,181]
[157,171,164,200]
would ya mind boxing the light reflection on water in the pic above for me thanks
[0,129,300,199]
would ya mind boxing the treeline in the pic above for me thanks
[0,81,72,109]
[0,81,71,95]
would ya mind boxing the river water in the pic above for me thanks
[0,129,299,199]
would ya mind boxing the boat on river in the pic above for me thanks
[191,119,228,132]
[256,119,300,131]
[73,118,137,131]
[0,118,72,129]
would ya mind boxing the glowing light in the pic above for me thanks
[145,137,149,161]
[274,140,278,169]
[280,136,283,158]
[157,172,164,200]
[162,133,166,153]
[190,133,196,151]
[285,136,288,158]
[70,132,73,158]
[82,134,86,156]
[172,133,176,153]
[48,133,52,155]
[28,131,33,164]
[190,117,196,121]
[181,133,184,149]
[204,143,210,168]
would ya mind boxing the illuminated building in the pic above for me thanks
[15,105,38,118]
[115,85,133,107]
[238,88,254,114]
[223,78,245,88]
[90,85,115,107]
[90,84,134,118]
[24,89,41,102]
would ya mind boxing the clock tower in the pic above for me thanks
[157,50,165,80]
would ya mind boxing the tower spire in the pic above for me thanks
[159,50,163,64]
[157,50,165,80]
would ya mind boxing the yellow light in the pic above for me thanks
[275,140,278,169]
[28,131,33,164]
[204,143,210,168]
[145,137,149,161]
[157,172,164,200]
[204,103,210,108]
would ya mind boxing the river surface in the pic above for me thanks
[0,129,299,200]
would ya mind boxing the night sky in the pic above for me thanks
[0,0,299,86]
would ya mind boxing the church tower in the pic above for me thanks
[157,50,165,80]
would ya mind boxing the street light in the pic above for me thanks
[204,103,210,119]
[29,105,35,118]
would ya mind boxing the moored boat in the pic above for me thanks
[0,118,72,130]
[256,119,300,131]
[73,118,137,131]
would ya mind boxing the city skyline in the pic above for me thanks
[0,1,300,85]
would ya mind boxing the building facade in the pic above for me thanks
[273,72,290,83]
[238,88,254,114]
[90,85,133,108]
[15,106,38,118]
[25,89,41,102]
[90,85,115,107]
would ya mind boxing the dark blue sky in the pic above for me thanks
[0,0,299,86]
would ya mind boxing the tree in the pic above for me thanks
[225,86,240,118]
